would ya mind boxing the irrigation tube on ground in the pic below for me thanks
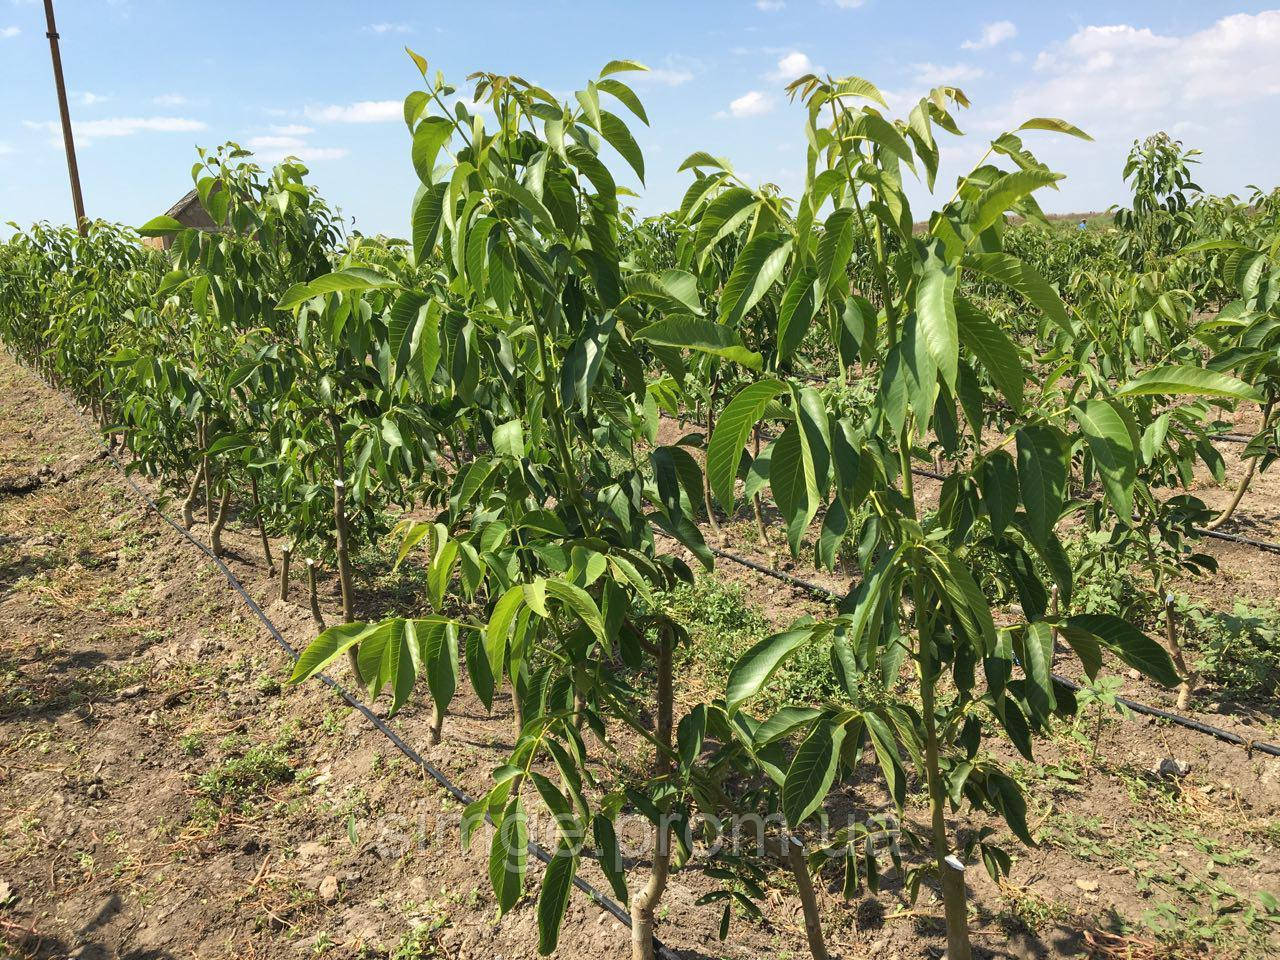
[57,402,682,960]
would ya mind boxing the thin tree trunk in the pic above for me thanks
[181,471,201,530]
[920,619,972,960]
[329,414,360,685]
[201,419,214,523]
[430,703,445,744]
[307,559,326,632]
[209,485,231,558]
[784,835,829,960]
[330,417,354,621]
[279,545,292,601]
[1166,595,1193,710]
[630,628,674,960]
[1208,399,1274,530]
[250,475,274,570]
[752,424,768,545]
[703,381,720,536]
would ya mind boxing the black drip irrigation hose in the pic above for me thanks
[54,405,681,960]
[907,466,1280,555]
[680,523,1280,759]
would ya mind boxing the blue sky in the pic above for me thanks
[2,1,1279,238]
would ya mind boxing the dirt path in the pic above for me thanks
[3,352,1280,959]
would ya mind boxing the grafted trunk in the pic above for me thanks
[181,471,201,530]
[250,475,273,570]
[279,545,292,601]
[783,835,829,960]
[1166,595,1194,710]
[306,559,326,632]
[703,381,720,537]
[209,485,231,558]
[630,628,674,960]
[1208,399,1274,530]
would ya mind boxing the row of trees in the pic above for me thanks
[3,55,1278,960]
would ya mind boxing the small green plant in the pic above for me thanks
[1071,675,1131,760]
[195,744,294,818]
[179,733,203,757]
[1177,596,1280,698]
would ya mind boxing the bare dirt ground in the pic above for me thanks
[2,352,1279,959]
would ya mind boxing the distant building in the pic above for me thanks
[142,189,217,251]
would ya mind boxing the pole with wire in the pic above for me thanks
[43,0,87,235]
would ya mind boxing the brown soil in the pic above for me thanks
[2,353,1279,960]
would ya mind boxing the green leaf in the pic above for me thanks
[1073,400,1138,520]
[719,232,793,327]
[489,798,528,915]
[693,187,756,260]
[412,182,449,265]
[486,587,526,681]
[956,299,1024,412]
[1063,614,1180,687]
[725,629,811,714]
[980,450,1019,536]
[782,719,846,827]
[770,422,818,556]
[973,169,1063,234]
[137,214,184,237]
[1021,622,1057,720]
[276,269,393,311]
[1015,424,1067,549]
[601,58,649,77]
[1016,117,1092,140]
[1116,365,1263,403]
[596,78,649,125]
[864,710,907,809]
[634,318,762,370]
[916,250,959,389]
[599,110,645,184]
[965,253,1072,335]
[287,622,370,685]
[545,580,606,642]
[679,150,733,174]
[592,815,628,904]
[627,269,704,315]
[537,843,577,955]
[492,419,525,458]
[707,379,787,513]
[412,116,454,183]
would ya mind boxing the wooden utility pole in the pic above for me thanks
[43,0,87,235]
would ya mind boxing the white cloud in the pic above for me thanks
[1,24,18,37]
[832,0,865,7]
[721,90,775,118]
[911,62,985,86]
[365,22,410,34]
[77,92,110,106]
[0,141,13,155]
[1000,12,1280,135]
[248,135,306,150]
[769,51,812,82]
[153,93,187,106]
[305,100,401,123]
[755,0,784,10]
[961,20,1017,51]
[629,56,700,88]
[246,128,348,164]
[26,115,206,145]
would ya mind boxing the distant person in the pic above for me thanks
[1078,218,1087,231]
